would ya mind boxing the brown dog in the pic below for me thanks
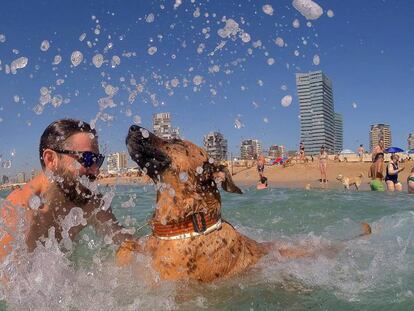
[117,126,371,282]
[336,173,364,190]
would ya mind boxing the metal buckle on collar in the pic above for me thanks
[191,212,207,234]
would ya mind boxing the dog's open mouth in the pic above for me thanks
[126,125,171,179]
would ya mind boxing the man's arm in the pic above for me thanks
[91,207,134,245]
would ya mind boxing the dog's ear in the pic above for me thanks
[211,164,243,194]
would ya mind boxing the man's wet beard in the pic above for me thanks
[55,166,97,206]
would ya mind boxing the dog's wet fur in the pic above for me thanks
[117,125,371,282]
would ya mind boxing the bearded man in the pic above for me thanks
[1,119,133,259]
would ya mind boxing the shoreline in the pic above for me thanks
[97,161,414,192]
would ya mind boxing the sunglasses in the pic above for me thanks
[52,149,105,168]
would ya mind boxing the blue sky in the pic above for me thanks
[0,0,413,176]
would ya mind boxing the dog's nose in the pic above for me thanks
[129,125,142,133]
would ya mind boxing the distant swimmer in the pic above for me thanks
[257,176,268,190]
[0,119,134,261]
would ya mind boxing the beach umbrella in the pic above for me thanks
[385,147,404,153]
[408,148,414,154]
[339,149,355,155]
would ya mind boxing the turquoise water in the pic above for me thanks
[1,186,414,310]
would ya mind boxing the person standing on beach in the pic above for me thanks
[371,138,385,180]
[357,144,365,162]
[257,154,265,180]
[1,119,133,260]
[299,141,305,162]
[318,146,328,183]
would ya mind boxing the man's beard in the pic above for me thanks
[55,166,97,206]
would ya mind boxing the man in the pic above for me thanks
[299,141,305,162]
[370,139,385,178]
[1,119,132,260]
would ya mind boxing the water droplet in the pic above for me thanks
[313,54,320,65]
[13,95,20,103]
[196,166,204,174]
[179,171,189,182]
[71,51,83,67]
[234,118,244,129]
[10,57,28,73]
[0,34,6,43]
[40,40,50,52]
[281,95,293,107]
[267,58,275,65]
[29,195,41,210]
[146,13,155,23]
[193,75,203,86]
[111,55,121,68]
[293,19,300,28]
[240,32,251,43]
[275,37,284,47]
[52,55,62,65]
[262,4,274,15]
[352,102,357,109]
[92,54,104,68]
[79,33,87,41]
[51,95,63,108]
[133,115,141,124]
[292,0,323,20]
[327,9,334,18]
[147,46,158,55]
[140,128,149,138]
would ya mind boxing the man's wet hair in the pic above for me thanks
[39,119,97,169]
[260,176,268,185]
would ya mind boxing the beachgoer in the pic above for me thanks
[1,119,133,261]
[407,167,414,194]
[299,141,305,162]
[385,154,404,191]
[371,138,385,180]
[319,146,328,183]
[257,154,265,179]
[256,176,268,190]
[357,144,364,162]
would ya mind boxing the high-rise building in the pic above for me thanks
[1,175,9,185]
[296,71,336,155]
[203,131,228,161]
[153,112,180,140]
[408,133,414,150]
[268,145,285,158]
[334,113,343,154]
[107,152,128,174]
[16,172,25,183]
[240,139,262,160]
[369,124,391,152]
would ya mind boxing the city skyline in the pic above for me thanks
[1,1,414,175]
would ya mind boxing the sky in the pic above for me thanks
[0,0,413,176]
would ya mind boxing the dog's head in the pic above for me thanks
[336,174,344,181]
[126,125,242,221]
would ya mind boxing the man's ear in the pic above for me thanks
[42,149,59,170]
[212,165,243,194]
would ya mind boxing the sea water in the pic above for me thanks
[1,185,414,310]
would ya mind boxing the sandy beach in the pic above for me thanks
[98,161,414,192]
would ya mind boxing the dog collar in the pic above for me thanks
[152,212,222,241]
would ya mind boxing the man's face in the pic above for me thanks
[55,132,101,204]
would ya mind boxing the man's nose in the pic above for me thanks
[87,163,100,176]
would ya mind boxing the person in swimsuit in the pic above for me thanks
[385,154,404,191]
[299,141,305,162]
[357,144,364,162]
[257,154,265,179]
[370,139,385,180]
[407,167,414,194]
[319,146,328,183]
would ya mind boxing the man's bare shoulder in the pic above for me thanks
[5,173,47,209]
